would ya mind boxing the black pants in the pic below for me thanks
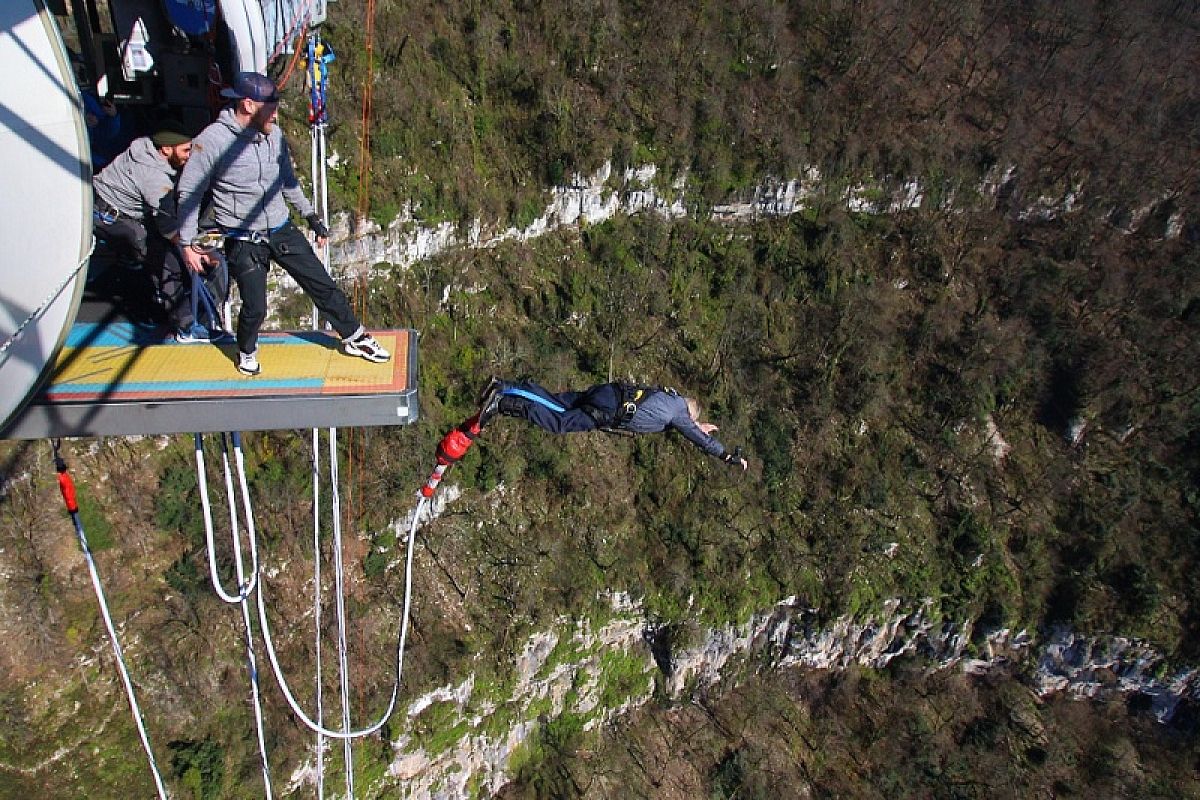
[504,380,620,433]
[93,214,148,261]
[224,221,361,354]
[93,215,189,326]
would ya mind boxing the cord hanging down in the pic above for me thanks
[52,441,169,800]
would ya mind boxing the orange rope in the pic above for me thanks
[276,22,310,90]
[356,0,376,222]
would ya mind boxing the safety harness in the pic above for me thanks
[587,382,677,432]
[221,220,291,244]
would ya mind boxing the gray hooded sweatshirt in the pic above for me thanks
[92,136,180,237]
[176,107,315,243]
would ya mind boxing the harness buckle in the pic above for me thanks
[92,198,122,225]
[223,227,271,244]
[611,384,644,428]
[190,229,226,252]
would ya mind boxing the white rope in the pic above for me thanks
[228,433,274,799]
[255,494,426,739]
[194,434,259,602]
[328,427,355,797]
[310,118,329,799]
[0,236,94,360]
[310,426,325,800]
[63,464,169,799]
[194,432,273,796]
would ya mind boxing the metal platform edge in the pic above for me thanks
[1,330,421,440]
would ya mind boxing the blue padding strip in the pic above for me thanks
[502,387,566,413]
[65,323,330,348]
[52,379,325,394]
[66,322,164,347]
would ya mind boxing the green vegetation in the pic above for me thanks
[169,738,224,800]
[595,650,651,708]
[504,711,589,799]
[501,665,1200,799]
[73,482,114,552]
[1,0,1198,797]
[414,700,472,755]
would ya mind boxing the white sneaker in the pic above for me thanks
[175,321,214,344]
[237,349,261,376]
[342,331,390,363]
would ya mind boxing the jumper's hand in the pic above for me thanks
[722,447,748,472]
[698,422,719,435]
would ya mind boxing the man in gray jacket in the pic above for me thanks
[177,71,389,376]
[476,377,749,469]
[92,122,224,340]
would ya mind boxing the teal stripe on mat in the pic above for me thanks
[51,379,326,394]
[66,322,165,347]
[65,323,337,348]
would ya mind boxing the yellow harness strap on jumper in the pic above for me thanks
[619,387,645,421]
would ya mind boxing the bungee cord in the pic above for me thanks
[308,50,326,800]
[310,426,326,799]
[254,494,427,740]
[195,433,260,602]
[51,442,169,800]
[329,426,356,797]
[306,38,344,793]
[193,432,274,796]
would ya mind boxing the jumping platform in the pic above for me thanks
[1,321,419,439]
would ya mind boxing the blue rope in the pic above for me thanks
[501,387,566,413]
[188,257,228,331]
[307,35,334,126]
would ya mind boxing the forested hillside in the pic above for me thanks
[1,1,1199,797]
[313,0,1197,231]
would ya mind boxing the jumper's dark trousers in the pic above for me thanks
[503,380,623,433]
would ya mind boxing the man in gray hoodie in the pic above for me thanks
[176,71,389,376]
[92,122,223,340]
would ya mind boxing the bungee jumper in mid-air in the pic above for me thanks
[420,377,746,498]
[479,377,749,468]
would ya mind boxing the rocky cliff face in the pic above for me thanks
[327,163,689,273]
[323,162,1188,277]
[285,582,1196,798]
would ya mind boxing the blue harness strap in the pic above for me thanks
[501,387,566,413]
[189,258,227,329]
[221,220,290,243]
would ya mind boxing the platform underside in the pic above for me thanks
[2,322,419,439]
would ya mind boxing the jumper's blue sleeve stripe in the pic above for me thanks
[501,387,566,413]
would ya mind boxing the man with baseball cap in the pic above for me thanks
[92,120,227,341]
[176,71,390,376]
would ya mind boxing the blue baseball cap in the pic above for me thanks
[220,72,279,103]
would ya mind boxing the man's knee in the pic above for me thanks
[97,219,148,261]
